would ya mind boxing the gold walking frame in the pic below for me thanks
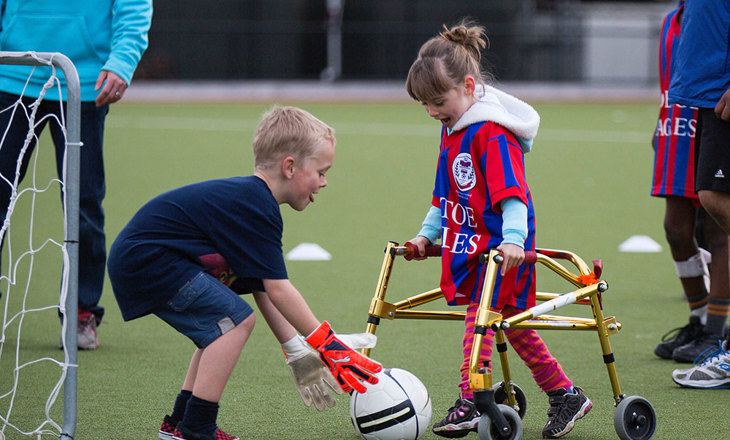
[360,242,657,440]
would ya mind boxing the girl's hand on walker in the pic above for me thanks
[496,243,524,275]
[405,236,431,260]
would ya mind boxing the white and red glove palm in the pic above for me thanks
[306,321,382,393]
[282,335,341,411]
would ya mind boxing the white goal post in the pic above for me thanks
[0,51,79,440]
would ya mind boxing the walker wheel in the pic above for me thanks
[614,395,657,440]
[492,381,527,419]
[477,404,522,440]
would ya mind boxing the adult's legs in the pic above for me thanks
[0,92,45,258]
[691,108,730,353]
[654,197,709,359]
[48,101,109,324]
[703,212,729,336]
[663,197,705,297]
[672,206,729,361]
[699,191,730,235]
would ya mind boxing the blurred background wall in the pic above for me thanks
[135,0,676,85]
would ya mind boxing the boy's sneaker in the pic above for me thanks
[654,316,703,359]
[77,309,99,350]
[672,342,730,389]
[159,415,180,440]
[432,397,480,438]
[672,329,723,363]
[542,387,592,439]
[173,423,239,440]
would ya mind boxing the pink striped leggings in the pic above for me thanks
[459,303,572,399]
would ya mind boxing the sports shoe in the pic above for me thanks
[654,316,703,359]
[76,309,99,350]
[672,342,730,389]
[672,329,723,363]
[432,397,480,438]
[173,424,239,440]
[542,387,592,439]
[159,415,180,440]
[57,309,99,350]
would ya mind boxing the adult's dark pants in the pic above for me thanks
[0,91,107,324]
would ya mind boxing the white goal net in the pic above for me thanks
[0,52,79,440]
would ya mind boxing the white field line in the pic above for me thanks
[107,115,649,144]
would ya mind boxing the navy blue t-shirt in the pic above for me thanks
[108,176,287,320]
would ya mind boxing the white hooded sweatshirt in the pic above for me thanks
[451,84,540,153]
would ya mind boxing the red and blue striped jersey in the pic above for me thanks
[652,4,698,200]
[432,121,536,309]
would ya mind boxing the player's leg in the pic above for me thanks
[190,315,254,401]
[0,92,48,269]
[704,215,729,342]
[432,302,490,438]
[655,196,707,359]
[158,352,202,440]
[699,190,730,235]
[677,107,730,369]
[674,209,730,362]
[694,106,730,234]
[155,271,254,440]
[48,101,109,349]
[501,306,591,439]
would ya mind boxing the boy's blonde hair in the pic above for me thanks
[406,20,492,104]
[253,106,335,170]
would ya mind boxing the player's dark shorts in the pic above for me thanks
[154,271,254,348]
[695,107,730,194]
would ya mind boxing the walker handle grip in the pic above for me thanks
[401,243,442,260]
[487,250,538,265]
[524,250,538,264]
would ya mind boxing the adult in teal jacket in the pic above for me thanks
[0,0,152,349]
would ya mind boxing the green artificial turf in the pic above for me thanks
[1,99,729,439]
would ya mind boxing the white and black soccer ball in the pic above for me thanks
[350,368,432,440]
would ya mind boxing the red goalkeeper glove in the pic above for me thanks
[306,321,382,394]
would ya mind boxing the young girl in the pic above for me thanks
[404,22,591,439]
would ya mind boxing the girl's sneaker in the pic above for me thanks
[431,397,480,438]
[542,387,592,439]
[173,423,239,440]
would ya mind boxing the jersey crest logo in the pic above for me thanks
[452,152,476,192]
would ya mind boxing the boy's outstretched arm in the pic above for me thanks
[261,279,320,335]
[262,279,383,394]
[253,290,340,411]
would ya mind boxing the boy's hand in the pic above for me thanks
[282,335,341,411]
[496,243,524,276]
[306,321,383,393]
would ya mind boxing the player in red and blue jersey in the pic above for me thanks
[650,1,729,364]
[432,119,536,310]
[404,21,591,439]
[652,3,697,200]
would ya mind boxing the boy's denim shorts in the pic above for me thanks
[154,271,254,348]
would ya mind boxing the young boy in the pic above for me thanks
[107,106,382,440]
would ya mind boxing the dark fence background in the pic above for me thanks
[136,0,670,83]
